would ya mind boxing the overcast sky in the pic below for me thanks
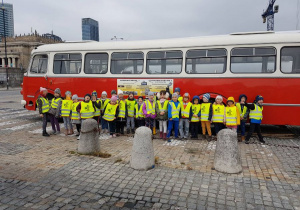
[7,0,300,41]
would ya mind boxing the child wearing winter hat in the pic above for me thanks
[200,93,213,141]
[116,90,127,135]
[126,91,137,134]
[236,94,248,142]
[179,93,192,139]
[167,93,181,138]
[91,90,101,124]
[61,91,73,136]
[76,93,96,121]
[225,97,240,132]
[102,95,119,137]
[100,91,110,133]
[174,87,183,102]
[211,95,225,138]
[245,95,265,144]
[71,94,81,139]
[143,91,157,131]
[135,96,145,128]
[37,87,50,137]
[190,95,201,139]
[111,90,117,98]
[155,90,169,140]
[48,88,62,135]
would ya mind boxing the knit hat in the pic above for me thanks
[65,91,71,96]
[72,94,78,100]
[111,90,117,95]
[91,90,97,97]
[148,91,154,96]
[118,89,123,95]
[102,91,107,95]
[84,93,91,99]
[256,95,264,101]
[203,93,210,100]
[216,95,223,100]
[40,87,47,92]
[183,93,190,99]
[172,93,178,98]
[174,87,181,93]
[54,88,61,95]
[111,96,117,102]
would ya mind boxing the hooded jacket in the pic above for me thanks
[191,96,201,119]
[237,94,249,121]
[226,97,240,126]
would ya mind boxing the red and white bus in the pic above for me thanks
[21,31,300,125]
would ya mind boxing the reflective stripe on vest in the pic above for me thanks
[80,101,94,119]
[101,99,110,112]
[146,100,156,115]
[157,100,169,112]
[37,97,50,113]
[212,104,225,123]
[94,100,101,117]
[201,103,211,121]
[118,100,126,118]
[249,104,263,120]
[226,106,237,126]
[71,102,80,120]
[191,104,201,122]
[170,102,180,119]
[135,103,145,118]
[61,100,73,117]
[236,103,248,117]
[51,98,61,109]
[103,103,118,121]
[126,100,136,117]
[180,102,192,118]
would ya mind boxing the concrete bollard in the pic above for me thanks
[78,119,100,154]
[130,126,155,170]
[214,129,242,174]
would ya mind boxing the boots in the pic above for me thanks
[241,136,245,142]
[127,129,130,134]
[64,129,68,136]
[160,132,163,139]
[42,132,50,137]
[131,129,135,134]
[153,127,156,135]
[163,133,167,140]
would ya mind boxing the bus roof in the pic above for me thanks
[33,31,300,53]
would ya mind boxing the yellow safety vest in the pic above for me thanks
[145,100,156,115]
[118,100,126,118]
[103,103,118,121]
[236,103,248,118]
[249,104,263,120]
[157,100,169,113]
[80,101,94,119]
[191,104,201,122]
[170,102,180,119]
[51,98,62,109]
[101,99,110,112]
[126,99,136,117]
[180,102,192,118]
[37,97,50,113]
[94,100,101,117]
[178,96,183,102]
[201,103,211,121]
[226,106,238,126]
[61,100,73,117]
[212,104,225,123]
[135,103,145,118]
[71,102,80,120]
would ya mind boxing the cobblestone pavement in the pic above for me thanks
[0,91,299,209]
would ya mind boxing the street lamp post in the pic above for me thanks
[1,0,8,90]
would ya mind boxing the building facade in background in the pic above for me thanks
[82,18,99,41]
[0,3,14,37]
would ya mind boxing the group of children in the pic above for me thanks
[37,86,265,144]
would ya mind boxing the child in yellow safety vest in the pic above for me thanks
[236,94,248,142]
[91,91,101,124]
[61,91,73,136]
[190,96,201,139]
[116,90,127,135]
[142,91,157,131]
[71,94,81,139]
[155,90,169,140]
[49,88,62,135]
[167,93,181,139]
[179,93,192,139]
[225,97,240,132]
[200,93,213,141]
[37,87,50,137]
[135,96,145,128]
[102,96,119,137]
[245,95,265,144]
[76,93,96,120]
[126,92,137,134]
[211,95,226,138]
[100,91,110,133]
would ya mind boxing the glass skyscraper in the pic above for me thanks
[0,3,14,38]
[82,18,99,41]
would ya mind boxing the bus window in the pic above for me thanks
[146,51,182,74]
[111,52,143,74]
[281,47,300,73]
[84,53,108,74]
[53,53,82,74]
[30,54,48,74]
[186,49,226,74]
[231,47,276,73]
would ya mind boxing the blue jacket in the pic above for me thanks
[168,100,180,121]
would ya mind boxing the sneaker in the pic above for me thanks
[42,132,50,137]
[56,131,61,135]
[109,135,113,138]
[113,134,116,138]
[259,139,265,144]
[245,140,249,144]
[77,135,80,140]
[50,130,56,135]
